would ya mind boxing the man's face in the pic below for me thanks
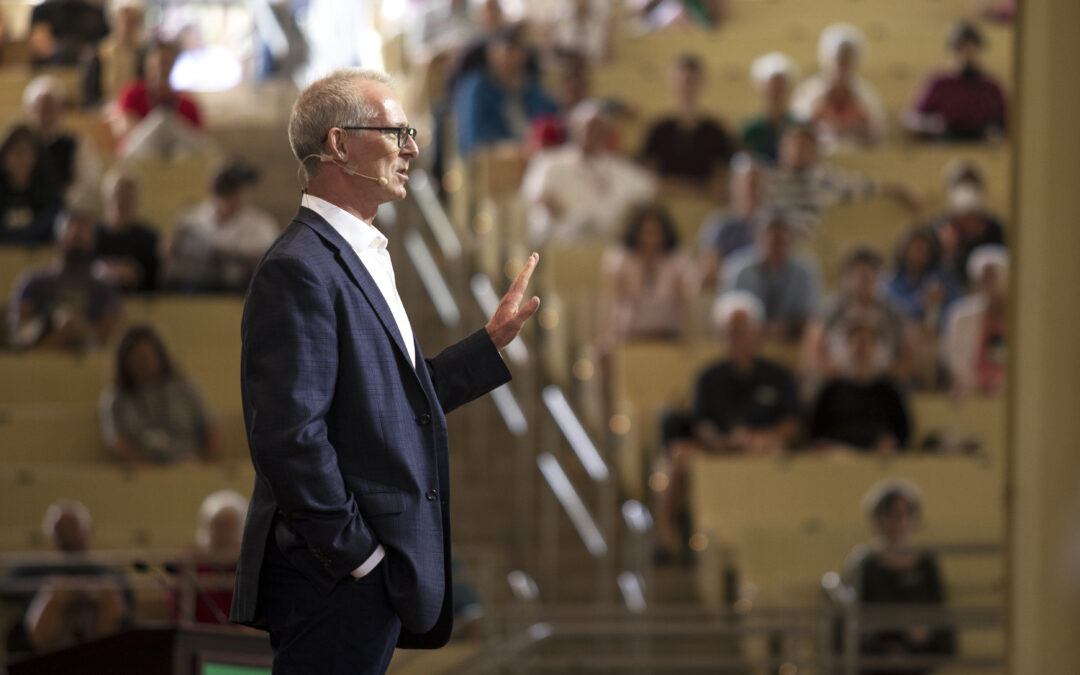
[845,262,880,299]
[780,130,816,171]
[725,309,758,353]
[53,511,91,552]
[764,73,790,111]
[761,223,791,262]
[108,179,139,224]
[488,41,526,83]
[145,46,178,89]
[339,82,419,202]
[671,66,703,104]
[732,168,763,209]
[954,39,980,68]
[58,215,96,258]
[213,190,245,223]
[833,42,857,80]
[30,92,61,131]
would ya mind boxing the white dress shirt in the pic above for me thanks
[301,193,418,578]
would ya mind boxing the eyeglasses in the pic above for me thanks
[335,126,418,149]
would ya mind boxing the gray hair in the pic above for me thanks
[289,68,395,183]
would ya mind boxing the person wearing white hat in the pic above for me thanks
[941,244,1008,395]
[790,22,887,151]
[740,51,800,161]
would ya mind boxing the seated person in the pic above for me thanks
[639,53,734,196]
[696,153,763,289]
[809,320,911,452]
[527,52,592,152]
[633,0,729,31]
[100,324,219,465]
[82,0,147,108]
[28,0,109,66]
[722,210,820,341]
[545,0,613,65]
[930,161,1006,287]
[1,501,132,658]
[112,40,207,158]
[655,291,799,558]
[764,124,918,235]
[454,28,559,157]
[8,211,120,351]
[601,204,691,348]
[92,168,160,292]
[523,100,658,246]
[844,480,956,669]
[884,227,960,331]
[23,75,103,206]
[168,489,246,624]
[803,247,911,379]
[903,21,1007,142]
[0,124,64,244]
[791,23,887,150]
[164,159,279,292]
[741,51,799,162]
[942,245,1008,397]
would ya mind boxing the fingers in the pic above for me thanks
[516,296,541,324]
[506,252,539,303]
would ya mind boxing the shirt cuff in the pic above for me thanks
[350,544,385,579]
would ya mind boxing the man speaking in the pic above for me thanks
[230,69,540,673]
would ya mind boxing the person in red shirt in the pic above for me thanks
[112,40,202,139]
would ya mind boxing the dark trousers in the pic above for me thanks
[261,539,401,674]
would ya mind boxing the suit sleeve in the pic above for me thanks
[424,328,512,415]
[242,255,377,580]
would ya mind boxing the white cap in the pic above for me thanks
[863,478,923,517]
[966,244,1009,284]
[818,22,865,72]
[750,51,800,90]
[195,489,249,550]
[711,290,765,332]
[22,75,65,110]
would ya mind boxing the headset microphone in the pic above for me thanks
[319,154,388,184]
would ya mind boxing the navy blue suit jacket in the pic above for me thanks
[230,206,511,649]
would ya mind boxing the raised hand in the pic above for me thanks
[485,252,541,350]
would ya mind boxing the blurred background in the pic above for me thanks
[0,0,1077,673]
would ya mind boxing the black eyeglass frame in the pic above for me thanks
[330,126,418,149]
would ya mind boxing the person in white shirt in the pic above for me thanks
[522,99,658,246]
[165,159,279,292]
[790,22,887,152]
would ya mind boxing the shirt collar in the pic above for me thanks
[301,193,387,253]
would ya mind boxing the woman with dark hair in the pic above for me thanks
[883,227,959,331]
[0,124,63,244]
[844,480,956,674]
[601,203,690,347]
[99,325,218,465]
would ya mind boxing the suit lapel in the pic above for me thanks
[294,208,420,382]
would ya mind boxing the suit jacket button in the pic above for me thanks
[417,413,431,426]
[426,489,438,501]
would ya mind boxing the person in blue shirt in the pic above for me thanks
[883,226,959,332]
[454,28,558,157]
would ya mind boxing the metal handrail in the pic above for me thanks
[408,169,462,261]
[536,452,607,557]
[541,385,609,482]
[402,230,461,327]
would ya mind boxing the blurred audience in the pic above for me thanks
[8,210,120,351]
[100,325,219,465]
[82,0,148,108]
[0,124,64,244]
[723,210,820,341]
[404,0,478,66]
[639,53,735,197]
[632,0,729,31]
[526,52,594,152]
[741,51,799,162]
[791,23,887,151]
[28,0,109,66]
[809,319,911,452]
[930,161,1006,287]
[845,481,956,668]
[804,247,910,380]
[1,501,131,658]
[696,153,763,289]
[546,0,613,65]
[92,168,160,292]
[523,100,657,245]
[601,204,691,348]
[655,291,799,559]
[454,28,559,158]
[764,125,918,235]
[168,490,246,624]
[903,21,1007,142]
[942,245,1008,397]
[164,159,278,292]
[113,40,208,158]
[23,75,103,207]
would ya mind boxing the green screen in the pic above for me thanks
[202,664,272,675]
